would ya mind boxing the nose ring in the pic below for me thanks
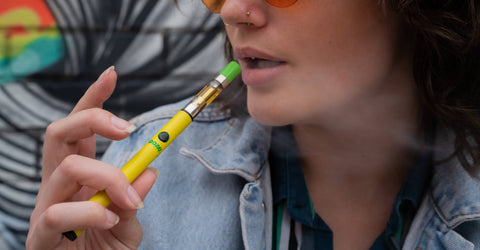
[246,11,251,26]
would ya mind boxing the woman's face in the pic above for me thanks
[221,0,414,126]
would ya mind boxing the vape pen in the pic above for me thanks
[63,61,241,241]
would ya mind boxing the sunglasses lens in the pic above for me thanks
[202,0,225,13]
[266,0,297,8]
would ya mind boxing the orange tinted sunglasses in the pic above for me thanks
[202,0,297,13]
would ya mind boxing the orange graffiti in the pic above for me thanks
[0,0,56,26]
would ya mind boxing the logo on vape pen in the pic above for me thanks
[148,139,162,152]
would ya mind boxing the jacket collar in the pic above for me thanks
[430,126,480,228]
[179,109,272,182]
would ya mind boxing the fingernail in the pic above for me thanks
[128,186,144,209]
[98,66,115,82]
[111,116,136,133]
[147,167,160,178]
[105,209,120,225]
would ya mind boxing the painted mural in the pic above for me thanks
[0,0,224,249]
[0,0,63,85]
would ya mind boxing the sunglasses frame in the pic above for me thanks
[202,0,297,13]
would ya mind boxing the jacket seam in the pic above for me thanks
[179,148,259,181]
[432,189,480,229]
[403,194,433,249]
[198,119,235,151]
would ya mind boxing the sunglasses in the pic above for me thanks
[201,0,297,13]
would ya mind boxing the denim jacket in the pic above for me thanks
[102,98,480,249]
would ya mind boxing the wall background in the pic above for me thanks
[0,1,225,249]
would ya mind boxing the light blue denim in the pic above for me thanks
[103,98,480,249]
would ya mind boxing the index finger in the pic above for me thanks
[71,66,117,114]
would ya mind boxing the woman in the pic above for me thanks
[27,0,480,249]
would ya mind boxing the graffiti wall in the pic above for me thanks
[0,0,224,249]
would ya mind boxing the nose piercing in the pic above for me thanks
[246,10,251,26]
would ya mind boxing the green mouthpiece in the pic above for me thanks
[220,61,242,83]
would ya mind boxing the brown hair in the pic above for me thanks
[382,0,480,174]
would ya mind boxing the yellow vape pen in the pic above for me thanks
[63,61,241,241]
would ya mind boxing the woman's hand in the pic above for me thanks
[26,67,158,249]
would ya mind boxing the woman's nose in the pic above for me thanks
[220,0,267,28]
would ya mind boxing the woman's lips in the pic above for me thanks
[244,57,285,69]
[235,48,287,86]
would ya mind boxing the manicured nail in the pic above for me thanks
[147,167,160,178]
[111,116,136,133]
[98,66,115,82]
[105,209,120,225]
[128,186,144,209]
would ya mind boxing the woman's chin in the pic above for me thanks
[247,106,292,127]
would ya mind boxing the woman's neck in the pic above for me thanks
[293,114,421,188]
[291,78,423,249]
[292,84,423,194]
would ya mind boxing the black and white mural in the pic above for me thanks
[0,1,225,249]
